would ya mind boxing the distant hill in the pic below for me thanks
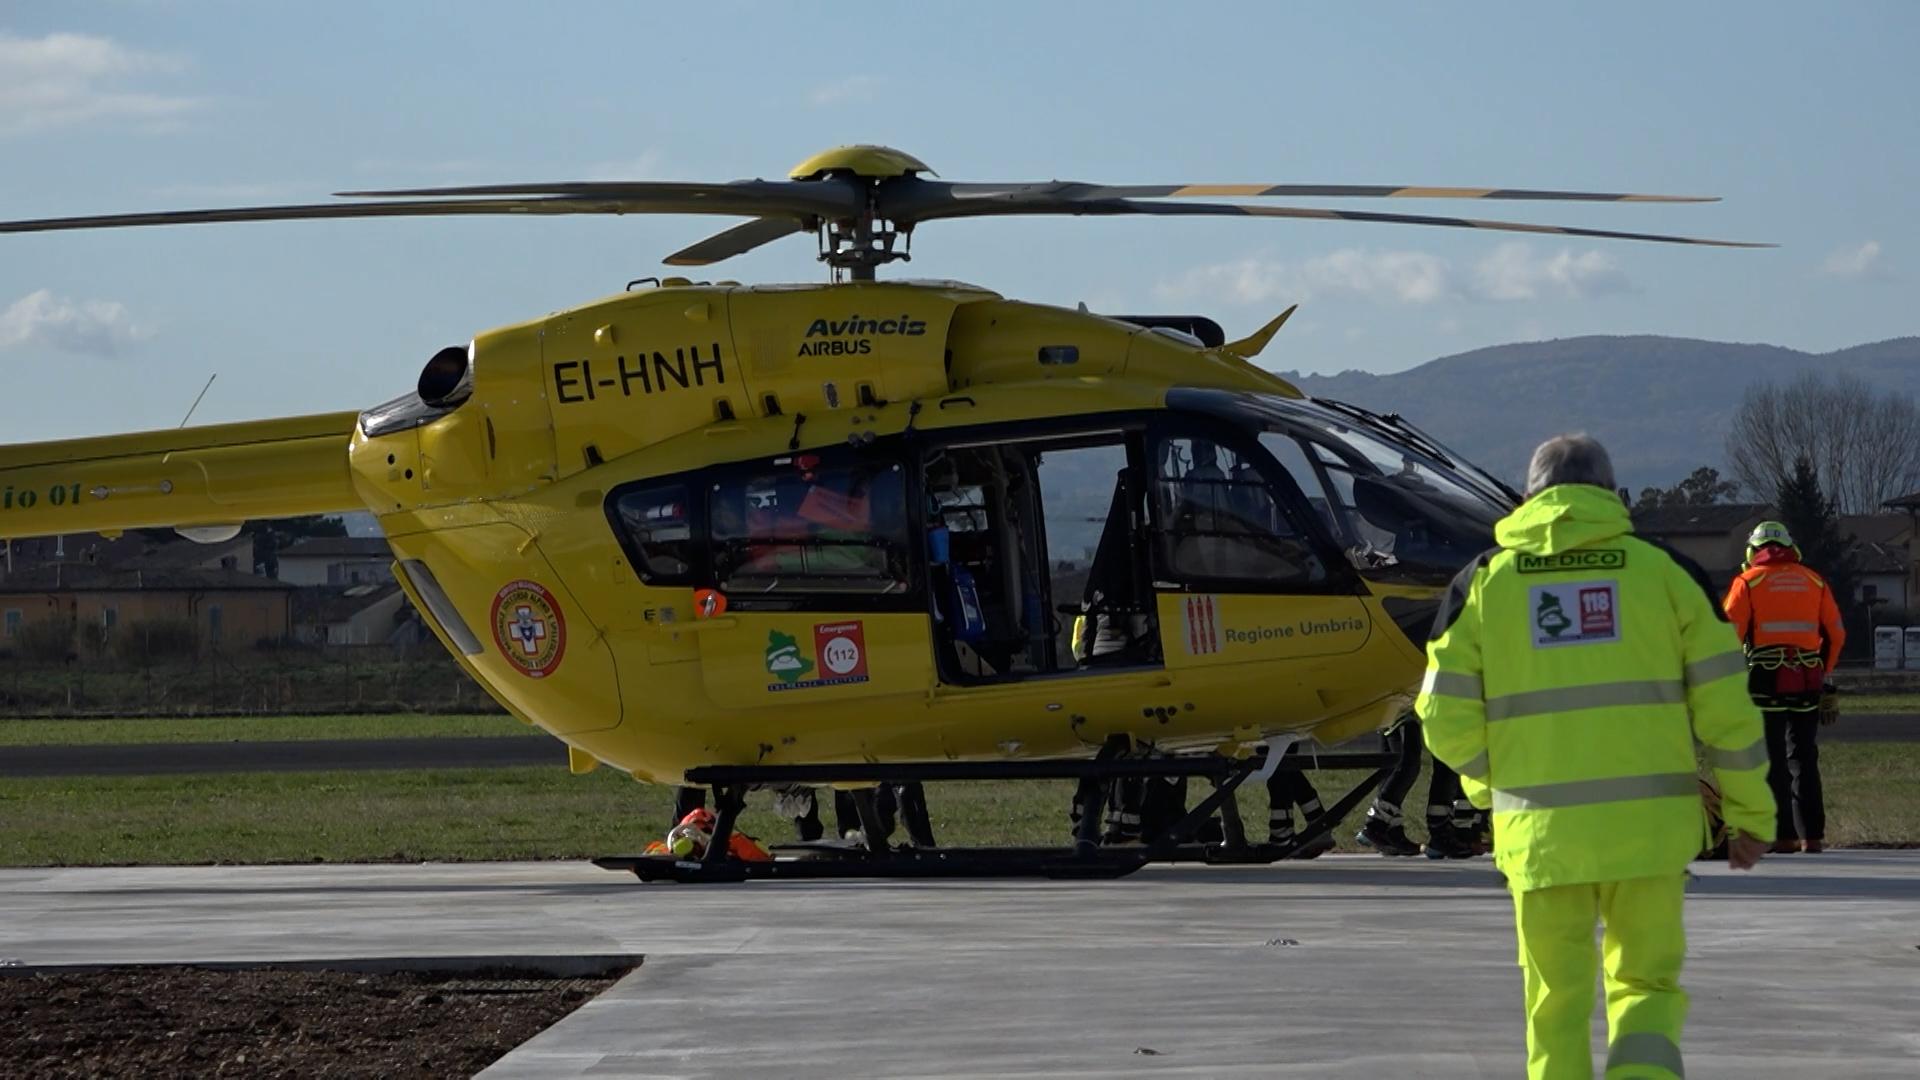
[1278,336,1920,493]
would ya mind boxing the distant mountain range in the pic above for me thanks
[1278,336,1920,493]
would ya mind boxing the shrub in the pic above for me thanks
[75,620,110,659]
[14,618,76,662]
[112,618,200,664]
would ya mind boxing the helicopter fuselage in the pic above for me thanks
[0,279,1512,785]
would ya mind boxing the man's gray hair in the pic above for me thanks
[1526,433,1616,496]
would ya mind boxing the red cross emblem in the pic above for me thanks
[490,580,567,678]
[512,606,547,654]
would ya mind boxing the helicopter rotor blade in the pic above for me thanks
[665,216,811,266]
[938,181,1715,204]
[335,178,860,216]
[875,178,1719,223]
[0,183,860,236]
[913,197,1771,248]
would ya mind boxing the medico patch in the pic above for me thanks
[1529,579,1619,648]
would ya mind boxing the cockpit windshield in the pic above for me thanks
[1171,390,1515,587]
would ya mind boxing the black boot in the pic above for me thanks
[1356,806,1420,857]
[1291,817,1336,860]
[1423,821,1475,860]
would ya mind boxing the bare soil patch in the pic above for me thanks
[0,965,622,1078]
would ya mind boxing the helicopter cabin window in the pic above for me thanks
[709,455,910,597]
[1151,432,1326,590]
[610,484,695,585]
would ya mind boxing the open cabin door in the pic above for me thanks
[923,424,1165,684]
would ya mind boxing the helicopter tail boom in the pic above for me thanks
[0,412,362,540]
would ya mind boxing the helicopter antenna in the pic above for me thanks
[179,373,217,428]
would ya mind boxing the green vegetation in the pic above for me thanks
[0,648,492,717]
[4,746,1916,866]
[0,713,528,747]
[1836,693,1920,715]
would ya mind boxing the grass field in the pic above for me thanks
[1833,693,1920,714]
[4,745,1917,866]
[0,713,527,747]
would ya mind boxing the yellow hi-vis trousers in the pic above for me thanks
[1513,874,1688,1080]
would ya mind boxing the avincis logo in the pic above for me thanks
[1517,549,1627,574]
[797,315,928,357]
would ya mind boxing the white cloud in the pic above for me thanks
[808,75,881,107]
[1157,248,1453,306]
[1158,243,1630,307]
[0,290,151,357]
[1471,242,1629,301]
[0,32,199,136]
[1819,240,1883,278]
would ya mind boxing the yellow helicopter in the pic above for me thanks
[0,146,1760,880]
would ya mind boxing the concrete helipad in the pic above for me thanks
[3,854,1917,1078]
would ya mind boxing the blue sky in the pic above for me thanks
[2,2,1914,442]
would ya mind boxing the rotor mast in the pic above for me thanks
[790,145,928,282]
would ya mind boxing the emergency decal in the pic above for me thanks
[490,580,568,678]
[1184,595,1222,655]
[814,622,870,682]
[1530,580,1619,648]
[1518,549,1625,574]
[764,631,814,685]
[764,622,872,691]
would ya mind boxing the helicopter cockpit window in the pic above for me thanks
[710,457,910,596]
[1151,434,1326,589]
[1259,423,1501,585]
[610,484,694,585]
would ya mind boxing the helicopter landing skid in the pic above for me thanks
[593,747,1393,884]
[594,844,1151,883]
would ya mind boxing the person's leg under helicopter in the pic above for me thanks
[672,786,706,832]
[1105,777,1147,844]
[1356,715,1424,856]
[893,781,937,849]
[774,786,825,842]
[1422,758,1478,859]
[1267,767,1336,858]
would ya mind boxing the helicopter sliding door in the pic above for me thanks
[923,424,1161,683]
[689,449,936,712]
[1146,420,1374,671]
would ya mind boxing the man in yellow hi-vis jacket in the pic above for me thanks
[1418,434,1774,1080]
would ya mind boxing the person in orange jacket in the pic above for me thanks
[1723,521,1846,853]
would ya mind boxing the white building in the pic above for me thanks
[277,537,395,587]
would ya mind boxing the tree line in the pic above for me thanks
[1625,371,1920,647]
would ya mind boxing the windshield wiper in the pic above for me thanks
[1315,398,1457,465]
[1316,397,1521,506]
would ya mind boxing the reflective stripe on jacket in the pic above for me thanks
[1723,558,1846,671]
[1417,484,1774,891]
